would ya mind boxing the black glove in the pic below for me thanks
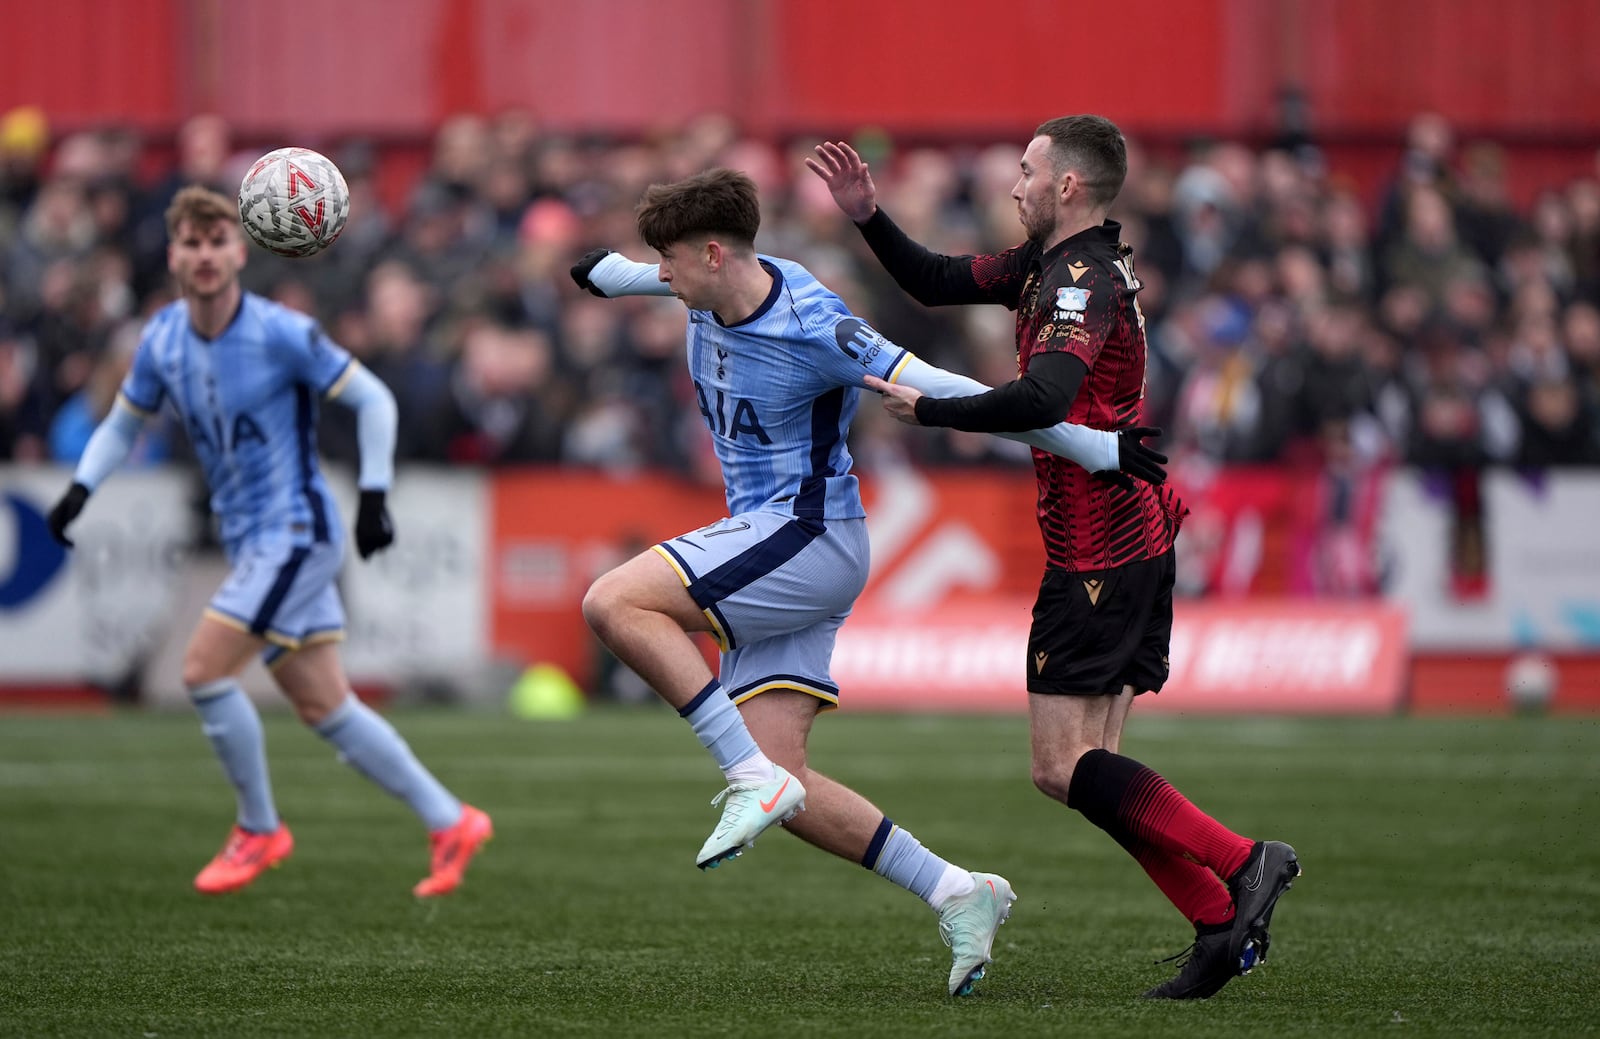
[354,489,395,560]
[47,482,90,548]
[569,248,614,297]
[1096,426,1169,492]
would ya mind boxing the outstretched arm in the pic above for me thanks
[888,354,1118,472]
[571,249,675,299]
[47,401,146,546]
[865,357,1168,486]
[72,402,145,491]
[328,363,398,559]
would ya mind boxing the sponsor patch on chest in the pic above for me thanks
[1054,286,1090,322]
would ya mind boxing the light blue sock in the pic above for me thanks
[864,817,958,907]
[315,695,461,832]
[190,679,279,834]
[678,679,765,773]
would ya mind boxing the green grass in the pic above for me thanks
[1,709,1597,1037]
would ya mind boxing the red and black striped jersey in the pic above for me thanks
[857,212,1187,571]
[1005,223,1186,570]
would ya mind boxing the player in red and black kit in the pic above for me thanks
[810,116,1302,1000]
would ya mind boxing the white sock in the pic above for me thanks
[724,752,778,786]
[929,865,978,911]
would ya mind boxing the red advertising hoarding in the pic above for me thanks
[834,600,1409,714]
[489,468,1406,713]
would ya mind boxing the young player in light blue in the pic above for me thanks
[46,186,492,898]
[571,168,1165,996]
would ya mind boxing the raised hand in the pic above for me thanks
[805,142,879,224]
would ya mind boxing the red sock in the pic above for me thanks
[1128,840,1235,927]
[1067,748,1255,881]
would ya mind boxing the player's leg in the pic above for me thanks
[1100,684,1136,754]
[1111,554,1299,983]
[1090,685,1297,998]
[272,642,461,831]
[582,544,726,712]
[1027,556,1254,879]
[583,543,784,799]
[738,689,977,906]
[269,598,492,898]
[1028,684,1232,932]
[1033,552,1299,995]
[185,551,296,894]
[184,615,277,835]
[1033,689,1247,897]
[254,537,486,896]
[1024,559,1237,993]
[1098,685,1238,933]
[583,513,861,867]
[582,532,775,790]
[730,640,1013,996]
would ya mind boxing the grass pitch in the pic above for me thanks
[1,708,1597,1037]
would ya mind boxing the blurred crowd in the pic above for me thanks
[4,105,1600,483]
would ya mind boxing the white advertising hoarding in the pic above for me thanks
[0,466,196,682]
[0,465,488,693]
[333,470,491,684]
[1382,469,1600,650]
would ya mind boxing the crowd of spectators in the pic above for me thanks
[4,105,1600,484]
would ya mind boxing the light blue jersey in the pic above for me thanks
[586,245,1122,710]
[685,255,910,519]
[590,247,1116,707]
[119,293,354,550]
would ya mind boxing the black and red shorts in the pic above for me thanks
[1026,550,1175,696]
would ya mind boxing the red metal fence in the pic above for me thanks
[6,0,1599,139]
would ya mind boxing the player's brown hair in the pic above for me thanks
[1035,114,1127,209]
[635,168,760,254]
[165,185,238,238]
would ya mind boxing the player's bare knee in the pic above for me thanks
[181,652,227,690]
[290,698,332,727]
[275,677,346,727]
[762,743,808,775]
[744,722,805,771]
[1031,760,1076,803]
[580,577,623,639]
[1034,743,1099,802]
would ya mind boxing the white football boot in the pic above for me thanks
[938,871,1017,996]
[695,765,806,869]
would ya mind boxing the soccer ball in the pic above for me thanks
[237,147,350,258]
[1504,653,1557,714]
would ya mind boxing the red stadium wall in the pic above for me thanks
[7,0,1600,139]
[0,0,185,129]
[8,0,1596,214]
[1281,0,1600,136]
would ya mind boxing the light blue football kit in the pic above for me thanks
[69,291,462,837]
[592,249,1031,978]
[84,293,378,659]
[590,252,1122,708]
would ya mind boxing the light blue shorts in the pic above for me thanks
[653,510,869,709]
[206,537,346,666]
